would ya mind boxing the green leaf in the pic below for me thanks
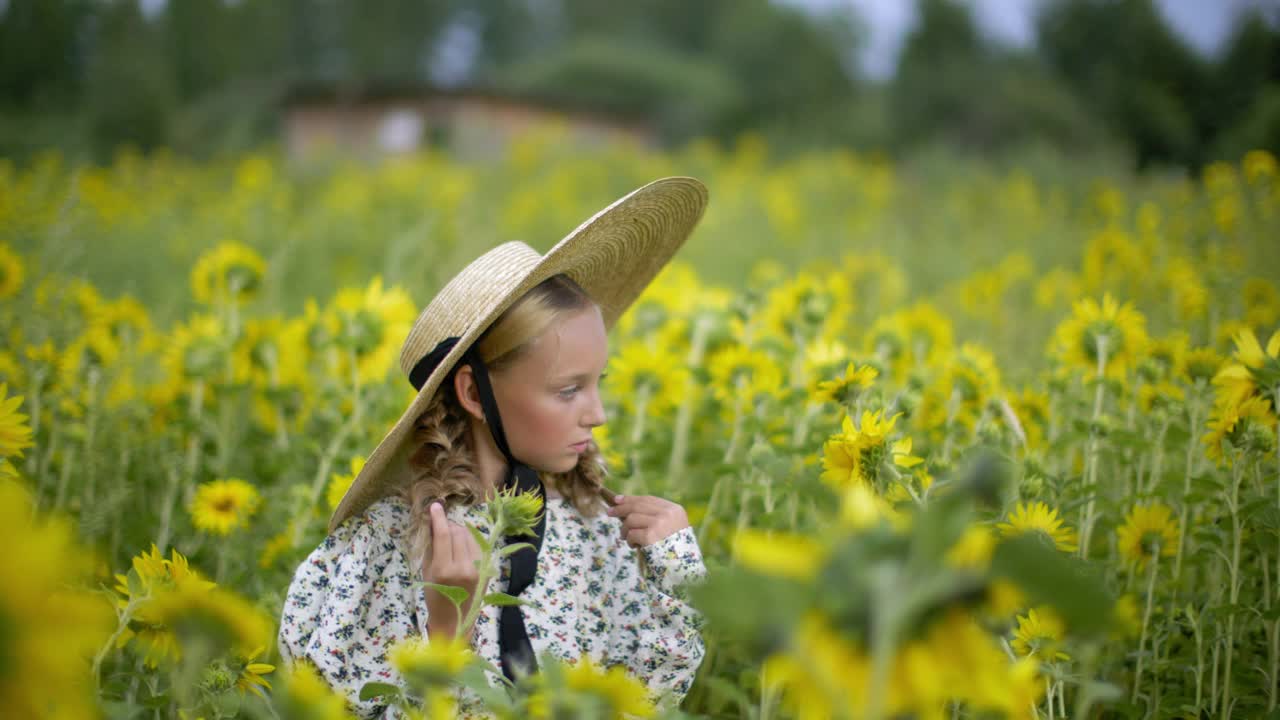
[359,682,403,701]
[483,592,530,607]
[467,523,493,553]
[423,582,470,607]
[991,534,1114,636]
[498,542,535,557]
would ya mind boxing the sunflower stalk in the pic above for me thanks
[1131,550,1160,703]
[1220,456,1245,720]
[1079,335,1108,558]
[667,314,711,479]
[157,379,204,555]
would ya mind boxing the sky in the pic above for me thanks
[801,0,1280,79]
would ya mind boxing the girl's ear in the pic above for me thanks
[452,366,485,422]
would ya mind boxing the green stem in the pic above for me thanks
[667,315,711,479]
[1132,551,1160,704]
[1079,336,1109,558]
[1221,457,1244,720]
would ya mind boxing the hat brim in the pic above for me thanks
[328,176,708,533]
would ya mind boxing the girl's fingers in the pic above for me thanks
[429,502,454,564]
[625,528,650,547]
[622,512,658,530]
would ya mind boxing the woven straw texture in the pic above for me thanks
[329,176,708,532]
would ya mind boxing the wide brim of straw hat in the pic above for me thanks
[328,176,709,533]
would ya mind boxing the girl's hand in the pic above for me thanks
[606,494,690,547]
[422,502,481,639]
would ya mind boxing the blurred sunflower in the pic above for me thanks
[163,313,230,382]
[327,276,417,386]
[605,340,689,418]
[529,656,655,720]
[1048,294,1149,378]
[1185,346,1225,384]
[235,645,277,699]
[191,241,267,306]
[113,544,217,667]
[274,662,354,720]
[820,410,921,489]
[327,456,365,511]
[190,478,262,535]
[706,343,783,406]
[148,582,275,658]
[0,383,34,460]
[1203,394,1278,464]
[1116,503,1179,569]
[732,528,826,580]
[997,501,1078,553]
[389,635,474,688]
[1145,331,1190,381]
[945,523,996,570]
[1011,607,1070,662]
[812,361,878,407]
[1214,328,1280,409]
[0,479,114,719]
[0,242,25,299]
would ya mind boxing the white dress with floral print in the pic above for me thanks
[277,494,707,718]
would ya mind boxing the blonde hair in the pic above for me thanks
[395,273,610,568]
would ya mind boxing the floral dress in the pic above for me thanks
[277,493,707,718]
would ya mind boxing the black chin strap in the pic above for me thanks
[410,337,546,682]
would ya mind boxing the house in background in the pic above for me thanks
[282,84,658,162]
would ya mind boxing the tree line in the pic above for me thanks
[1,0,1276,169]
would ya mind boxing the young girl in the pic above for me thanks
[277,178,711,718]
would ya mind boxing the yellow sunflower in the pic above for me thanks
[235,645,277,699]
[820,410,920,489]
[274,662,353,720]
[0,383,34,460]
[1116,503,1179,569]
[389,635,475,688]
[812,360,878,406]
[147,582,275,658]
[1213,327,1280,409]
[605,339,689,418]
[190,478,262,535]
[190,241,267,306]
[0,479,114,719]
[945,524,996,570]
[1048,294,1149,378]
[1011,607,1071,662]
[1203,394,1278,465]
[997,501,1078,553]
[0,242,25,300]
[163,313,230,382]
[113,544,217,668]
[530,656,656,720]
[326,275,417,386]
[327,456,365,511]
[1185,346,1225,384]
[706,343,783,406]
[733,528,827,581]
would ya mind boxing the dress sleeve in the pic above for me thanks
[603,524,708,707]
[277,501,422,719]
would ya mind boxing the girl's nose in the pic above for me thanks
[584,389,607,427]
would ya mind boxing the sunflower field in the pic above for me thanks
[1,130,1279,719]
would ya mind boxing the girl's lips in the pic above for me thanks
[570,440,592,452]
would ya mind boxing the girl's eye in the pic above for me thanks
[558,386,579,399]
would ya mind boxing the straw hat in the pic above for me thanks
[328,176,709,533]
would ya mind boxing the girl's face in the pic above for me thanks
[490,305,609,474]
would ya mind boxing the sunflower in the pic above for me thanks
[0,479,114,719]
[190,241,267,306]
[1184,346,1225,385]
[163,313,230,382]
[147,582,275,659]
[113,544,217,668]
[1048,294,1149,378]
[945,523,996,570]
[812,361,878,406]
[707,343,783,407]
[274,662,353,720]
[1213,328,1280,409]
[1011,607,1070,662]
[326,275,417,386]
[389,635,475,688]
[1116,503,1179,569]
[0,242,24,300]
[0,383,34,460]
[1244,277,1280,327]
[997,501,1078,553]
[326,456,365,511]
[190,478,262,535]
[733,528,826,581]
[1203,394,1278,464]
[529,656,656,720]
[820,410,920,489]
[1145,331,1190,381]
[605,339,689,418]
[235,645,277,699]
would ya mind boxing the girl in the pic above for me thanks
[278,178,711,718]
